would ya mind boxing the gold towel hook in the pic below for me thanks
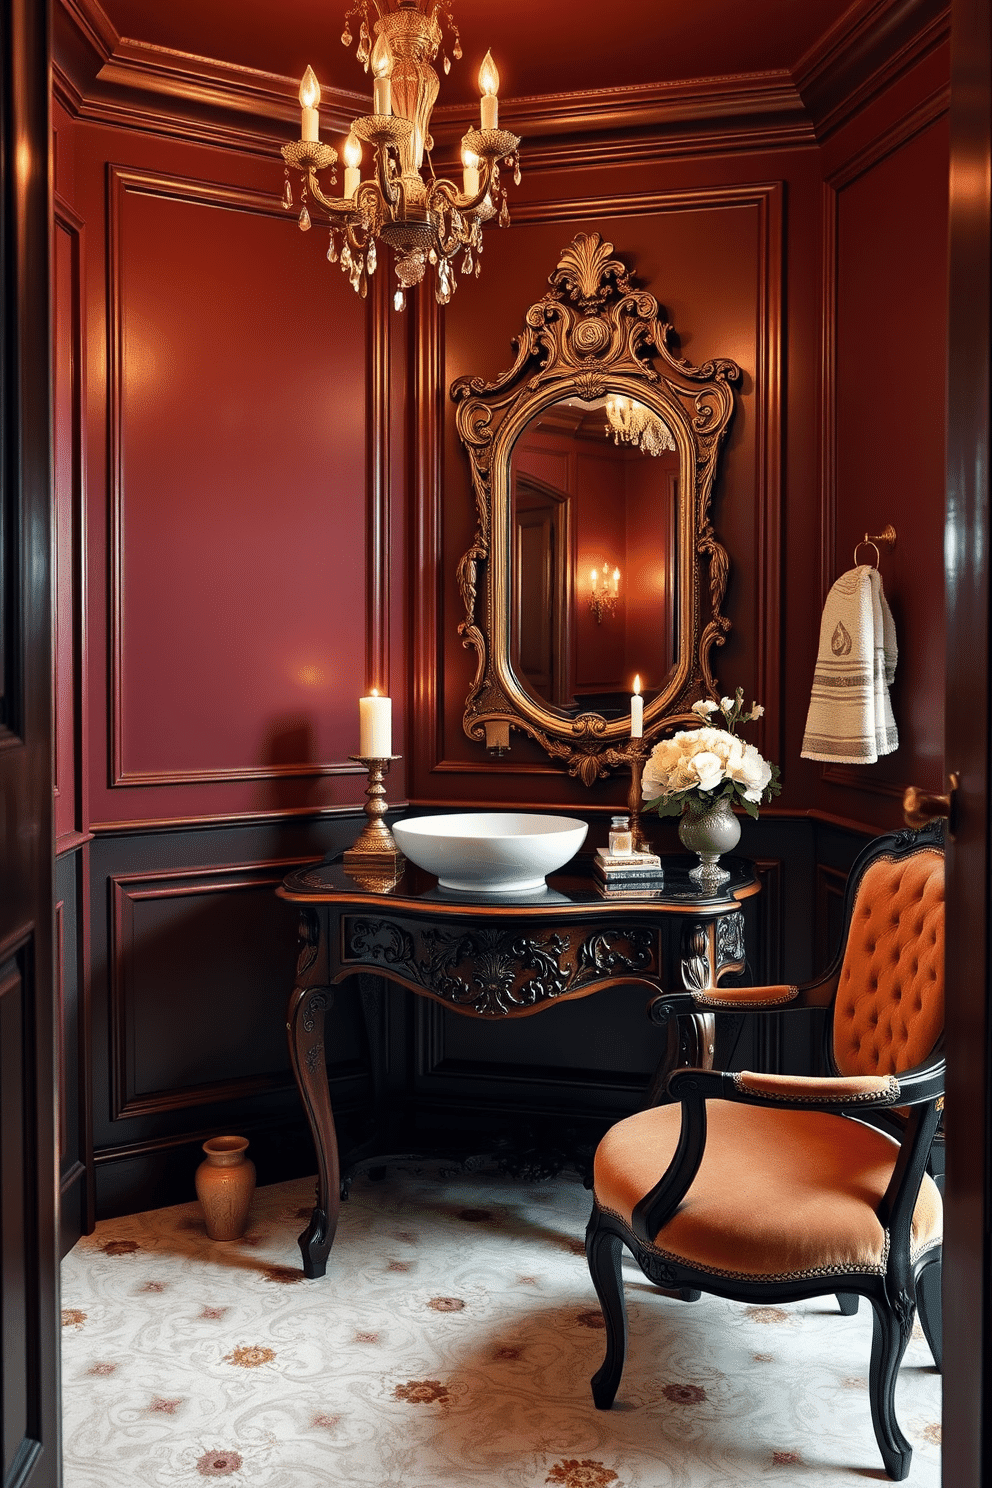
[853,523,897,568]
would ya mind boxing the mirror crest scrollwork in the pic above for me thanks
[452,232,741,785]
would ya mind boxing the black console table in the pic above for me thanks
[277,855,758,1277]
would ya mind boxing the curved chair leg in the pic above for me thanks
[836,1291,860,1316]
[867,1295,914,1481]
[585,1215,629,1409]
[916,1259,942,1372]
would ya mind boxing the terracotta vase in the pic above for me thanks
[678,795,742,891]
[195,1136,256,1241]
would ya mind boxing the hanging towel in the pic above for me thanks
[801,565,898,763]
[869,568,898,756]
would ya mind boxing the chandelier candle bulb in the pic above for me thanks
[359,689,391,757]
[343,131,362,197]
[299,66,321,141]
[479,50,499,128]
[371,34,392,115]
[461,144,480,198]
[630,676,643,737]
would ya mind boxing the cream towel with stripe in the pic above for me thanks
[801,565,898,763]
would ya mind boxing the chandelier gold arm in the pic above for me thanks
[304,168,362,222]
[427,164,494,220]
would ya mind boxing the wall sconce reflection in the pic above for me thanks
[589,562,620,623]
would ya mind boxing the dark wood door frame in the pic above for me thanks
[0,0,60,1484]
[943,0,992,1481]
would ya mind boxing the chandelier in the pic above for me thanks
[281,1,522,310]
[605,395,676,457]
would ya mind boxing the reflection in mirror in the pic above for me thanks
[509,397,678,716]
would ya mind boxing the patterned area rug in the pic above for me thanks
[61,1166,941,1487]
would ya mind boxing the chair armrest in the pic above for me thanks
[732,1070,901,1106]
[666,1065,904,1113]
[690,983,798,1009]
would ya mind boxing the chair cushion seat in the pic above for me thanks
[594,1101,942,1281]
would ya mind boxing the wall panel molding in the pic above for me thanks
[814,862,850,970]
[108,857,315,1120]
[817,88,948,801]
[106,164,370,790]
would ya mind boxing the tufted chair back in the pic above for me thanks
[832,847,944,1079]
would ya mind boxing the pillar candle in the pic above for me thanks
[630,675,643,738]
[359,690,392,756]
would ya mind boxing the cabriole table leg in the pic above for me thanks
[286,981,340,1278]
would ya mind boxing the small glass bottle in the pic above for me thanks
[609,814,633,857]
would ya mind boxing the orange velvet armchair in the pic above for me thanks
[585,821,944,1481]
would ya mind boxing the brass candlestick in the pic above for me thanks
[627,737,651,854]
[344,755,405,873]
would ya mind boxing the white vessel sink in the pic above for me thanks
[392,812,588,893]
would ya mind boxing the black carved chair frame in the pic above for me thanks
[585,822,944,1482]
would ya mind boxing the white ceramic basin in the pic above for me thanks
[392,812,588,893]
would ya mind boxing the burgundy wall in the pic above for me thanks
[51,18,951,1220]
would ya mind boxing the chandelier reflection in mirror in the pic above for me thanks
[281,0,521,310]
[589,563,620,623]
[606,395,677,457]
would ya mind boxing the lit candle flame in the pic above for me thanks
[478,50,500,97]
[299,65,321,110]
[371,33,392,78]
[344,131,362,169]
[633,675,641,695]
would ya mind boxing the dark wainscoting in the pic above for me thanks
[83,810,872,1222]
[87,812,369,1219]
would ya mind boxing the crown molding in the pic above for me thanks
[54,0,945,162]
[434,71,809,142]
[794,0,950,140]
[55,0,812,160]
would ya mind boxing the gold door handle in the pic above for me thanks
[903,773,958,830]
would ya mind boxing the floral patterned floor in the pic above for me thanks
[61,1165,941,1487]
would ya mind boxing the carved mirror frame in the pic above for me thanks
[452,232,741,785]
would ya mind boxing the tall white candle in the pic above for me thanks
[299,66,320,141]
[461,145,480,198]
[359,690,392,756]
[479,50,499,129]
[343,132,362,198]
[371,34,392,115]
[630,675,643,738]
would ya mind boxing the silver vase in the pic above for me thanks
[678,795,741,890]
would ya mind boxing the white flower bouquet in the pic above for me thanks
[642,688,781,821]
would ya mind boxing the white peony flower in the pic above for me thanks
[690,700,719,717]
[739,743,772,801]
[689,750,725,793]
[720,696,735,714]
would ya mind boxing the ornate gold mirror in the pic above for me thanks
[452,233,741,784]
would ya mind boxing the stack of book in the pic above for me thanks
[593,847,666,897]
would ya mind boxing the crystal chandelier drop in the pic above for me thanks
[281,0,522,310]
[605,395,677,457]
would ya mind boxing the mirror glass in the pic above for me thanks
[508,395,679,717]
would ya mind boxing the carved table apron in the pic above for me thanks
[277,856,759,1277]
